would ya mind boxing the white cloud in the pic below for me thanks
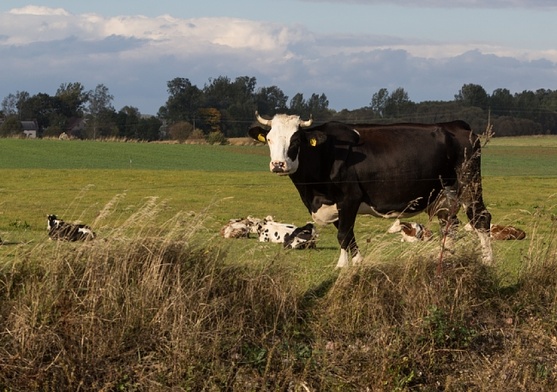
[299,0,557,9]
[9,5,70,16]
[0,6,556,115]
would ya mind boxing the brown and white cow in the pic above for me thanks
[387,219,433,242]
[465,222,526,240]
[249,112,493,267]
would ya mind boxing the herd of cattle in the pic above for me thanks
[0,213,525,251]
[219,215,526,247]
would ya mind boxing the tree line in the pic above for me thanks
[2,77,557,141]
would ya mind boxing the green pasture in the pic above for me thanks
[1,136,556,279]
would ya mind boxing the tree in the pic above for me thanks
[455,83,489,109]
[289,93,306,115]
[0,116,23,136]
[490,88,514,116]
[201,76,252,135]
[1,93,18,117]
[226,76,257,136]
[370,88,389,117]
[86,84,115,139]
[137,116,162,141]
[306,93,331,120]
[384,87,413,118]
[116,106,141,139]
[56,82,88,118]
[161,77,203,123]
[1,91,31,118]
[255,86,288,115]
[198,108,221,133]
[18,93,56,131]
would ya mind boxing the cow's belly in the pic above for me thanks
[312,202,420,225]
[357,202,421,219]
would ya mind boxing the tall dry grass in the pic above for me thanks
[1,201,556,391]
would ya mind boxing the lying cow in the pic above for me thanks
[490,224,526,240]
[257,219,317,249]
[284,223,317,249]
[387,219,433,242]
[464,223,526,240]
[220,215,270,239]
[47,214,96,241]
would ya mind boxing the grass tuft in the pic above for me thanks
[1,201,557,391]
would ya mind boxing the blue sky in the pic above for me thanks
[1,1,556,115]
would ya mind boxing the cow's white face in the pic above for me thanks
[266,114,304,175]
[250,112,313,175]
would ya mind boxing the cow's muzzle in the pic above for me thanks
[271,161,288,174]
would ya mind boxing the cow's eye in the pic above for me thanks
[267,138,272,145]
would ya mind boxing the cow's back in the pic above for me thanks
[338,121,476,213]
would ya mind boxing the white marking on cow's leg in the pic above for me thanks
[477,230,493,265]
[351,251,363,265]
[335,249,350,268]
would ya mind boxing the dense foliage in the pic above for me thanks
[2,77,557,140]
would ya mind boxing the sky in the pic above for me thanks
[1,0,556,116]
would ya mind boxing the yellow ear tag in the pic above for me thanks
[257,134,266,143]
[309,138,317,147]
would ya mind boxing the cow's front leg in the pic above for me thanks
[334,207,362,268]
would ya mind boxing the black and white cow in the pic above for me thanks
[249,112,492,268]
[283,223,317,249]
[257,219,317,249]
[47,214,96,241]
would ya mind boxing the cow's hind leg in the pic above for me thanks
[464,201,492,264]
[431,187,462,256]
[460,151,493,264]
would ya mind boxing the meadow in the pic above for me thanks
[0,136,557,390]
[1,136,555,272]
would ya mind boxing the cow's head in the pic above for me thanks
[248,112,325,175]
[47,214,61,230]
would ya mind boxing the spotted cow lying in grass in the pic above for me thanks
[47,214,96,241]
[283,223,318,249]
[220,216,268,239]
[257,218,317,249]
[221,215,317,249]
[387,219,433,242]
[465,223,526,240]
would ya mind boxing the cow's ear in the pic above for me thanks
[304,130,327,147]
[320,123,360,145]
[248,126,268,143]
[333,126,360,145]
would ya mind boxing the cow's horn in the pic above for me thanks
[300,115,313,128]
[255,111,272,127]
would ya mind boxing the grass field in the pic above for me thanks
[1,136,556,272]
[1,135,557,390]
